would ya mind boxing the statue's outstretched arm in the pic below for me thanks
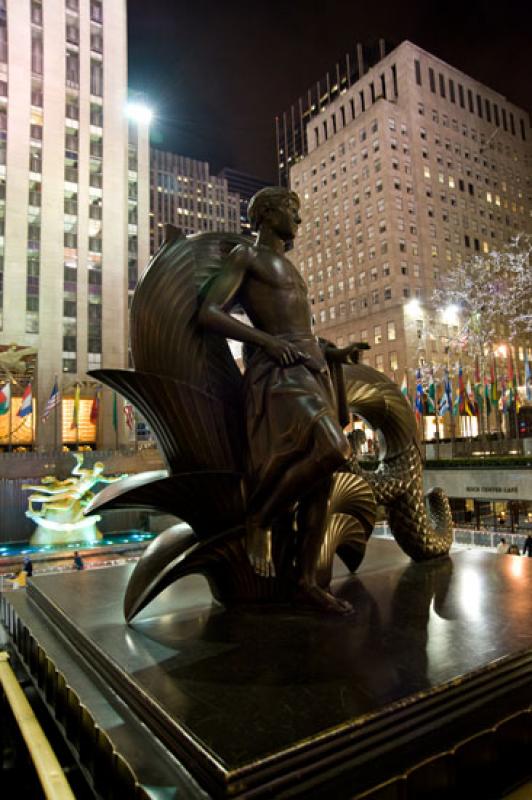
[324,342,371,364]
[22,482,71,495]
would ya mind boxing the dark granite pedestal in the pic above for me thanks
[2,540,531,799]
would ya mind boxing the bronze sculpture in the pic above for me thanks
[87,187,452,621]
[23,453,125,545]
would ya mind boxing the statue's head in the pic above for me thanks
[248,187,300,241]
[93,462,104,474]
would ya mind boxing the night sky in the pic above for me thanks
[128,0,532,183]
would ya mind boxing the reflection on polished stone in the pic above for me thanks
[25,539,532,775]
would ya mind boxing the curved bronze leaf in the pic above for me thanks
[88,368,243,474]
[86,470,244,540]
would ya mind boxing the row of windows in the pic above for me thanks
[308,66,399,153]
[314,285,421,323]
[414,58,527,142]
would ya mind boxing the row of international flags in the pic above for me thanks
[0,378,135,431]
[401,353,532,419]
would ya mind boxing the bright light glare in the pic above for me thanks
[442,304,459,325]
[496,343,508,358]
[405,299,422,317]
[126,102,153,125]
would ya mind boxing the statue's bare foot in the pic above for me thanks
[245,518,276,578]
[294,583,353,615]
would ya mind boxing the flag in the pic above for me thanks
[525,350,532,402]
[474,356,483,413]
[90,391,100,425]
[415,368,424,419]
[508,351,520,412]
[500,374,508,414]
[17,384,32,418]
[70,383,80,429]
[484,376,491,417]
[123,403,134,431]
[490,356,499,405]
[41,378,60,422]
[0,381,10,415]
[427,369,436,414]
[400,373,408,397]
[439,368,453,416]
[466,378,476,416]
[112,392,118,431]
[457,364,473,415]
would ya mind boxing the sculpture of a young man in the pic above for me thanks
[199,187,365,613]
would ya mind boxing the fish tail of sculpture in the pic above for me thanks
[388,486,453,561]
[343,364,453,562]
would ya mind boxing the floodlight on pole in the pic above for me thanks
[442,304,459,326]
[126,102,153,125]
[404,298,422,317]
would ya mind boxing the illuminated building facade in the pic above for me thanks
[149,149,240,253]
[0,0,149,450]
[276,39,393,187]
[289,41,532,388]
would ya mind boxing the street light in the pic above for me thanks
[442,304,459,326]
[126,102,153,125]
[405,298,422,317]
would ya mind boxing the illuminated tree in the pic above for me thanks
[431,233,532,358]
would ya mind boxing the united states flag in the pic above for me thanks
[42,378,61,422]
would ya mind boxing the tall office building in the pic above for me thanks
[150,150,240,253]
[218,167,269,234]
[289,41,532,392]
[0,0,149,450]
[276,39,393,187]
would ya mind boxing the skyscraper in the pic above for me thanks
[0,0,149,449]
[289,41,531,384]
[275,39,393,187]
[150,149,240,253]
[218,167,269,234]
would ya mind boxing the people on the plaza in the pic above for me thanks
[22,556,33,577]
[496,538,509,554]
[507,544,520,556]
[73,551,84,570]
[522,535,532,557]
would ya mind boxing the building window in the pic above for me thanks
[428,67,435,93]
[31,32,43,74]
[448,79,455,103]
[66,50,79,87]
[414,59,422,86]
[438,73,446,98]
[90,0,103,22]
[90,60,103,96]
[389,351,398,371]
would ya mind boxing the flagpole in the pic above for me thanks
[434,391,440,460]
[54,374,60,452]
[510,345,519,442]
[8,379,12,452]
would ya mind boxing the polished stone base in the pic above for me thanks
[2,540,532,799]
